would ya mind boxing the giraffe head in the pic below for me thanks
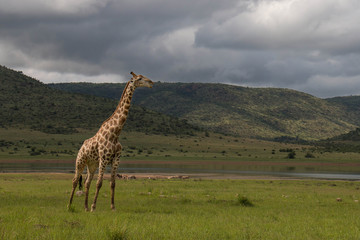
[130,72,154,88]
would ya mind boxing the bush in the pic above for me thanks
[107,226,129,240]
[279,148,294,152]
[236,196,254,207]
[287,151,296,159]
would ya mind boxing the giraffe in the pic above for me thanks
[68,72,154,212]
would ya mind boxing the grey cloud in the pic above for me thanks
[195,0,360,55]
[1,0,360,97]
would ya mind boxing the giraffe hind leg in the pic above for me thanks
[68,161,85,210]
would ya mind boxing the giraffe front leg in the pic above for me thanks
[110,160,120,211]
[91,161,106,212]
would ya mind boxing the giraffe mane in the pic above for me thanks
[99,81,131,128]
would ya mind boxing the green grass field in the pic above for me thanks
[1,173,360,239]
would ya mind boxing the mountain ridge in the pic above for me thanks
[49,81,359,140]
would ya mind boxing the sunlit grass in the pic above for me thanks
[1,174,360,239]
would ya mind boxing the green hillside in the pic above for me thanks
[49,82,358,140]
[325,96,360,126]
[0,65,199,135]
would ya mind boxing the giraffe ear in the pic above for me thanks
[130,72,137,78]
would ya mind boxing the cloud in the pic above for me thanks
[22,68,126,83]
[1,0,360,97]
[0,0,108,16]
[195,0,360,54]
[297,74,360,98]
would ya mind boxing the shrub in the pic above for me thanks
[305,152,315,158]
[287,151,296,159]
[107,226,129,240]
[279,148,294,152]
[236,196,254,207]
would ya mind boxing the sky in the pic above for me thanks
[1,0,360,98]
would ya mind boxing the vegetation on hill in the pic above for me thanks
[49,82,358,140]
[325,96,360,126]
[313,127,360,153]
[329,127,360,141]
[0,65,199,135]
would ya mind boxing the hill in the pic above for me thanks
[49,82,357,140]
[0,65,199,135]
[330,128,360,141]
[325,96,360,126]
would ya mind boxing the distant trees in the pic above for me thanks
[287,151,296,159]
[280,148,296,159]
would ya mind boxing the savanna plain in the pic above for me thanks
[1,174,360,239]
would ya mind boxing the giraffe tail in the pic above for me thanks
[78,175,83,191]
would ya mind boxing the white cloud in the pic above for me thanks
[0,0,108,15]
[296,74,360,97]
[22,68,126,83]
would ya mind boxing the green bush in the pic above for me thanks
[236,196,254,207]
[287,151,296,159]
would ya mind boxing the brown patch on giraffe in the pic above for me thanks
[111,133,118,142]
[120,116,126,124]
[105,132,110,139]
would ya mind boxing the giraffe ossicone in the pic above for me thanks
[68,72,154,212]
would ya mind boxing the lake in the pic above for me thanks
[1,159,360,180]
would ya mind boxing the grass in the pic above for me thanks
[1,173,360,239]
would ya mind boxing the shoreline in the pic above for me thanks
[1,158,360,167]
[0,171,359,181]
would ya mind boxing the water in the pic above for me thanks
[1,160,360,180]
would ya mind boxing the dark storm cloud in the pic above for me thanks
[1,0,360,97]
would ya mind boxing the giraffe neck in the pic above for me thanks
[98,81,136,137]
